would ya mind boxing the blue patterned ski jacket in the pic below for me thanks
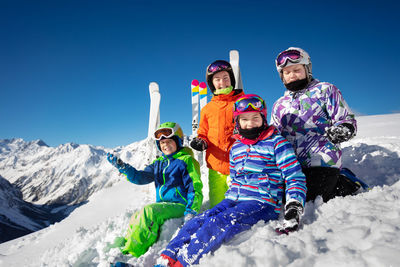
[271,79,357,169]
[119,147,203,215]
[226,127,307,212]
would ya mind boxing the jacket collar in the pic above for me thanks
[161,146,193,159]
[285,79,319,97]
[212,89,244,101]
[232,125,276,145]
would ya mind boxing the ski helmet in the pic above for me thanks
[206,60,236,94]
[154,122,184,151]
[233,94,267,122]
[275,47,312,83]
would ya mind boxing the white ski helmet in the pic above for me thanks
[275,47,312,83]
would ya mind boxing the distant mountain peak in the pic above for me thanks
[33,139,48,147]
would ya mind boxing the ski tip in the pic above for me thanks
[150,82,159,87]
[149,82,160,93]
[229,50,239,57]
[199,82,207,89]
[191,79,199,86]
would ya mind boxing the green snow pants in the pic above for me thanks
[208,169,229,209]
[122,202,186,257]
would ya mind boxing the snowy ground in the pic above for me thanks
[0,113,400,267]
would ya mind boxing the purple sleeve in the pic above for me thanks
[326,84,357,133]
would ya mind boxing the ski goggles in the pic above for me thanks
[207,60,231,74]
[234,96,265,112]
[276,49,302,68]
[154,128,175,140]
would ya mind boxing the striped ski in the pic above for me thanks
[199,82,207,113]
[191,79,200,136]
[192,80,207,165]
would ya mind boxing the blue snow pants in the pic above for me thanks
[161,199,278,266]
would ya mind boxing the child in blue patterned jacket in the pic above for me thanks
[156,94,307,267]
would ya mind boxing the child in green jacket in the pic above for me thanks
[107,122,203,257]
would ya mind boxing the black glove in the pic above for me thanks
[276,200,303,235]
[107,152,126,171]
[325,123,355,144]
[190,137,208,151]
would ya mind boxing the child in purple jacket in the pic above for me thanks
[272,47,359,202]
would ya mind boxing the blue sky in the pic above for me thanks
[1,0,399,148]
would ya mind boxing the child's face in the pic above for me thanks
[212,71,231,90]
[238,112,263,129]
[282,64,307,84]
[159,138,177,155]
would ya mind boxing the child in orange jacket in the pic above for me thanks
[190,60,244,208]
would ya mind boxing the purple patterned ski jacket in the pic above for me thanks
[271,79,357,169]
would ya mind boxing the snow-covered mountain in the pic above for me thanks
[0,114,400,266]
[0,138,157,242]
[0,138,155,205]
[0,174,62,242]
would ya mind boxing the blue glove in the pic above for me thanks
[107,153,126,171]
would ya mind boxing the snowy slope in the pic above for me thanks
[0,114,400,267]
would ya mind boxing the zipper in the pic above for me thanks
[158,156,170,201]
[175,188,188,204]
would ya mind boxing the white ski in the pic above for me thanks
[229,50,243,89]
[148,82,161,139]
[191,79,200,136]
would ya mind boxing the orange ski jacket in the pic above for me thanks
[197,89,245,175]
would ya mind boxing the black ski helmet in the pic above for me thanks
[206,60,236,94]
